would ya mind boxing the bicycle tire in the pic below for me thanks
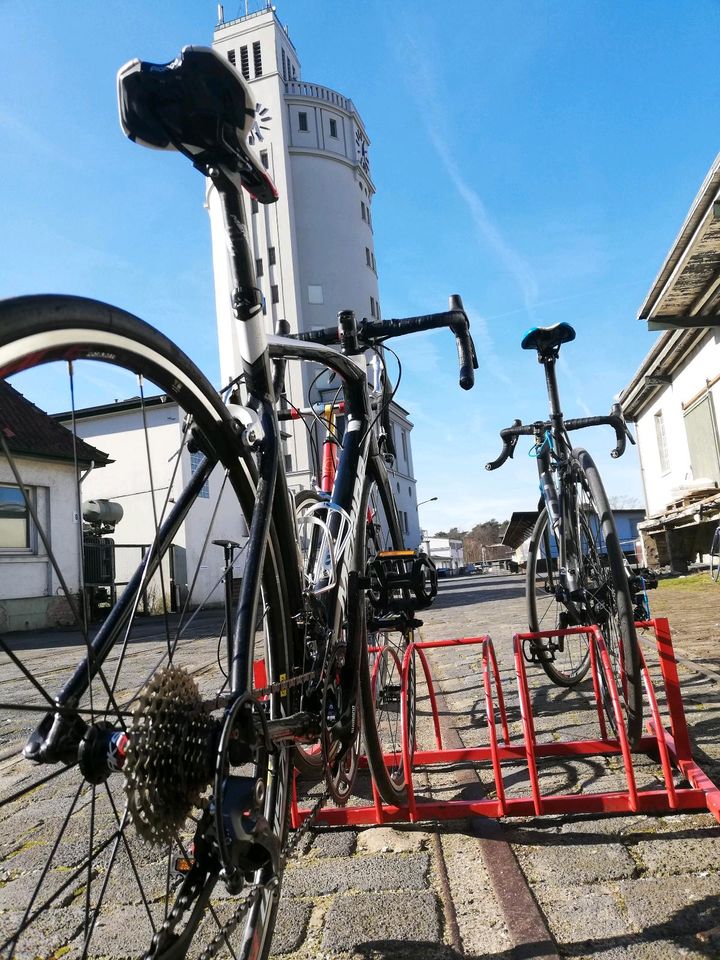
[0,294,293,960]
[526,506,591,686]
[570,448,643,746]
[357,476,416,806]
[710,525,720,582]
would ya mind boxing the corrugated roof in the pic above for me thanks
[0,379,110,466]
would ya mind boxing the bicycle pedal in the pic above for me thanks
[368,551,437,611]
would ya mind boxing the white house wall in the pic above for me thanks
[635,330,720,516]
[0,457,80,620]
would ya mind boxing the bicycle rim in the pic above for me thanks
[358,478,415,806]
[571,448,642,747]
[526,507,591,686]
[0,295,292,960]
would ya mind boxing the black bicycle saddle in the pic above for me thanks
[117,46,278,204]
[521,322,576,356]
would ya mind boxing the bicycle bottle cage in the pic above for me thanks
[295,499,352,594]
[368,550,438,612]
[117,46,278,203]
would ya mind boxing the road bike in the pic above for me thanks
[0,47,476,960]
[486,322,642,745]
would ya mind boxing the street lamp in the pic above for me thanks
[417,496,438,507]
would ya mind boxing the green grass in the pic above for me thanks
[657,573,715,593]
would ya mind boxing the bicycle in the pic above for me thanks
[0,47,476,960]
[486,321,643,746]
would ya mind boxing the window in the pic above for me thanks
[361,201,367,221]
[0,484,31,549]
[370,296,376,318]
[308,285,324,304]
[403,512,409,535]
[281,49,287,80]
[371,253,376,273]
[367,206,372,227]
[271,285,279,304]
[401,430,408,463]
[255,258,263,278]
[253,40,262,77]
[298,111,308,132]
[654,411,670,474]
[190,452,210,498]
[268,246,276,265]
[251,198,258,214]
[329,118,338,138]
[365,247,371,267]
[227,49,236,66]
[260,150,269,169]
[284,453,293,473]
[240,45,249,80]
[376,300,380,320]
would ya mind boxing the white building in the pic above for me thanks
[620,153,720,571]
[208,5,420,542]
[420,536,464,576]
[58,396,248,611]
[0,380,109,631]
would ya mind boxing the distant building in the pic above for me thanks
[620,153,720,571]
[420,536,464,576]
[0,380,109,631]
[209,5,419,541]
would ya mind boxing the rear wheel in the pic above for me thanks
[0,295,292,960]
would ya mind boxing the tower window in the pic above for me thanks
[240,45,249,80]
[227,49,236,66]
[281,49,287,80]
[268,246,276,265]
[253,41,262,77]
[298,112,308,132]
[256,258,264,278]
[329,118,338,138]
[271,285,279,304]
[361,201,366,221]
[365,247,371,267]
[260,150,269,169]
[370,296,376,318]
[371,252,376,272]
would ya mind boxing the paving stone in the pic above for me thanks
[619,874,720,937]
[356,826,431,854]
[513,838,637,885]
[322,890,440,952]
[270,897,313,954]
[533,881,630,943]
[283,852,430,897]
[310,829,358,858]
[632,833,720,876]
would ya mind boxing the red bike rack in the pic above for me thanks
[290,618,720,828]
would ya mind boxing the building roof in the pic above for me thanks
[53,394,172,422]
[502,511,540,550]
[0,380,110,467]
[621,152,720,419]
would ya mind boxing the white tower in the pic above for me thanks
[208,4,421,546]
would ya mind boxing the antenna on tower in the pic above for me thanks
[217,3,224,22]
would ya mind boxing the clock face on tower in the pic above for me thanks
[355,128,370,173]
[248,102,272,145]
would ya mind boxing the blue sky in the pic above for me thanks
[2,1,719,534]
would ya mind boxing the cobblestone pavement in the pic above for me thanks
[2,578,720,959]
[278,572,720,960]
